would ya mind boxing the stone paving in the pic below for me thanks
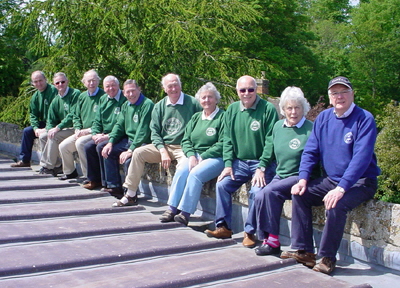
[0,155,399,287]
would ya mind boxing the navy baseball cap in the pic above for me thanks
[328,76,353,90]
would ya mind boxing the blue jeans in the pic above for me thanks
[254,175,298,239]
[215,159,276,231]
[291,176,377,258]
[19,121,45,163]
[103,137,129,188]
[168,157,224,214]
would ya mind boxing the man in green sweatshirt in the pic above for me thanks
[113,73,202,207]
[58,70,106,180]
[205,75,278,247]
[38,72,81,176]
[11,71,57,167]
[83,76,126,196]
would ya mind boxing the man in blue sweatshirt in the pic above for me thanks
[282,76,380,275]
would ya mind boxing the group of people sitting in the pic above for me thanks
[11,71,380,275]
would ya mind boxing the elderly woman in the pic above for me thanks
[253,86,316,256]
[159,82,225,226]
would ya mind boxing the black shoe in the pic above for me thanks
[52,165,63,177]
[255,244,281,256]
[38,167,53,175]
[58,169,78,180]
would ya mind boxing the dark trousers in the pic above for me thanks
[291,176,377,258]
[85,140,108,185]
[103,137,129,188]
[19,121,45,163]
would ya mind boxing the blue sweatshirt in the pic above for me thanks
[299,105,380,191]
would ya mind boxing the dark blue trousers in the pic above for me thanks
[85,139,108,185]
[19,121,45,163]
[291,176,377,258]
[103,137,129,188]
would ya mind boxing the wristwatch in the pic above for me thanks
[258,166,266,172]
[336,186,345,194]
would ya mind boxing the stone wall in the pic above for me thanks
[1,121,399,271]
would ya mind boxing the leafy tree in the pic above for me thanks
[16,0,266,105]
[346,0,400,114]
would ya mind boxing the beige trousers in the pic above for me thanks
[39,128,74,169]
[59,134,93,176]
[123,144,185,192]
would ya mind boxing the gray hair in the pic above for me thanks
[236,75,257,89]
[279,86,310,117]
[161,73,181,88]
[123,79,139,87]
[53,72,68,81]
[31,70,46,80]
[103,75,119,85]
[195,82,221,103]
[81,69,101,83]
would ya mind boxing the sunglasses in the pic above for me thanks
[239,88,255,93]
[55,81,66,85]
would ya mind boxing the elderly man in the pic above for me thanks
[281,76,380,274]
[11,71,57,167]
[205,75,278,248]
[38,72,81,176]
[83,76,126,196]
[99,79,154,195]
[113,73,202,207]
[58,70,106,180]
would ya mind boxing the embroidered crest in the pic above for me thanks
[250,120,260,131]
[164,117,182,135]
[289,138,301,150]
[206,127,216,136]
[344,132,353,144]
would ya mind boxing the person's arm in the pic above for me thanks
[29,91,40,130]
[128,100,154,151]
[150,102,165,150]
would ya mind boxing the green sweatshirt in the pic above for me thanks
[73,88,106,130]
[223,96,279,168]
[46,87,81,130]
[181,109,224,160]
[272,119,314,178]
[150,94,202,150]
[29,84,58,130]
[91,92,127,135]
[109,94,154,151]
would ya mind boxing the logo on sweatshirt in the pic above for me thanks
[133,113,138,123]
[93,104,98,113]
[344,132,353,144]
[114,107,121,114]
[164,117,182,135]
[289,138,301,150]
[206,127,216,136]
[250,120,260,131]
[64,103,69,111]
[45,99,49,105]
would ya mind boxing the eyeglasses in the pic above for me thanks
[239,88,255,93]
[329,89,352,97]
[55,81,66,85]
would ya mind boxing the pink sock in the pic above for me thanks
[266,234,280,248]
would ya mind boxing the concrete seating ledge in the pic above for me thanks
[1,121,399,272]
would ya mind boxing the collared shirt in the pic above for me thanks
[240,95,261,111]
[59,87,69,98]
[334,102,355,118]
[201,107,220,120]
[88,87,99,97]
[283,116,306,128]
[166,92,184,106]
[107,90,121,101]
[128,93,145,106]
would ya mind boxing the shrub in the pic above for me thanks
[375,103,400,204]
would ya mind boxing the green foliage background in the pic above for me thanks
[1,0,400,203]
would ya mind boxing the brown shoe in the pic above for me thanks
[242,232,256,248]
[205,226,232,239]
[112,195,138,207]
[11,161,30,168]
[82,181,102,190]
[281,250,316,268]
[313,257,336,274]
